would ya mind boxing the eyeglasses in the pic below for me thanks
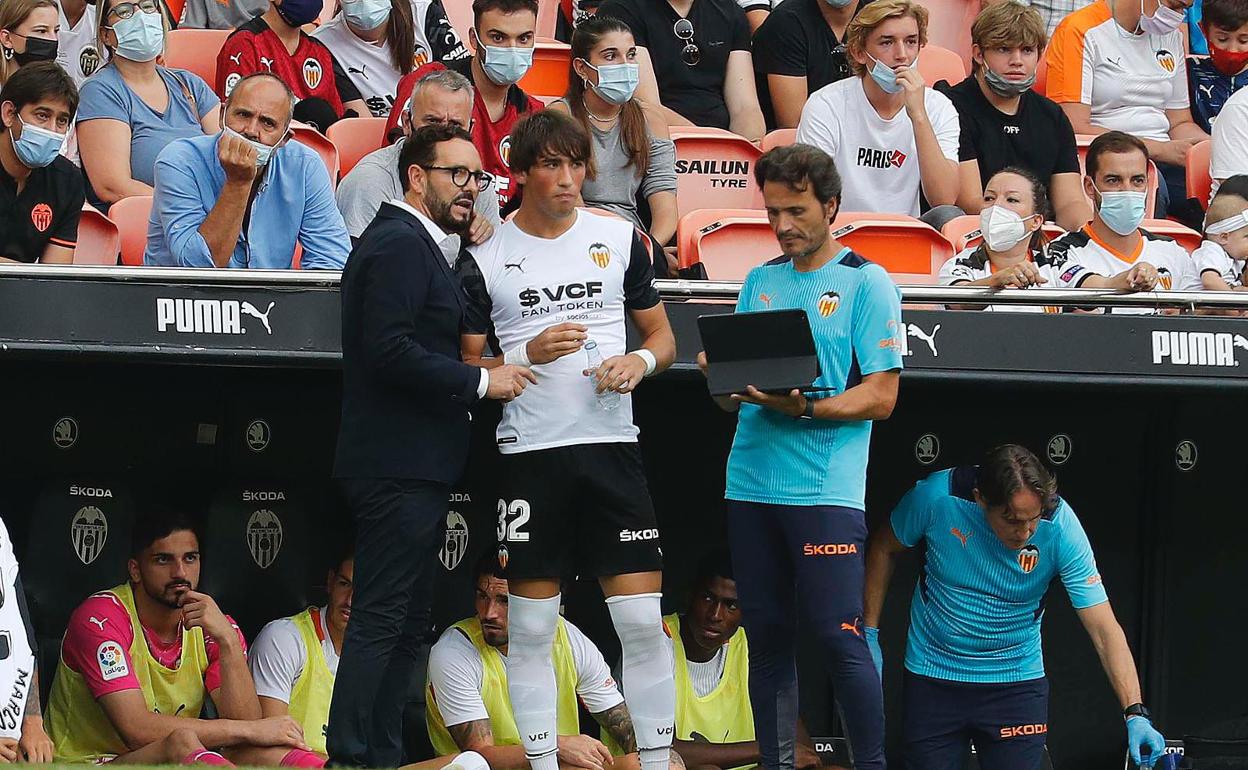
[422,165,493,191]
[673,18,699,67]
[108,0,159,20]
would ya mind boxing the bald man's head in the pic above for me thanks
[224,73,296,145]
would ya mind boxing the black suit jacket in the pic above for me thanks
[334,203,480,482]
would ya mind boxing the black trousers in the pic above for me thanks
[327,478,449,767]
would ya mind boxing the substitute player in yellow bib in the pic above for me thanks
[45,507,312,765]
[248,548,355,760]
[427,555,672,770]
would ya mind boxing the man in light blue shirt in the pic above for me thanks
[144,73,349,269]
[864,444,1166,769]
[696,143,902,770]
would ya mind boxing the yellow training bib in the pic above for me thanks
[287,607,335,756]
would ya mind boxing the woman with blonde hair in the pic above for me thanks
[74,0,219,207]
[0,0,60,85]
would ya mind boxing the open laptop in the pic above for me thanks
[697,309,821,397]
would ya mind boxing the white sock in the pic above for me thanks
[505,593,561,770]
[607,592,674,770]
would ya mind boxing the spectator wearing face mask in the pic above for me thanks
[312,0,468,118]
[0,0,61,87]
[0,61,83,264]
[1187,0,1248,133]
[937,1,1091,232]
[144,73,350,269]
[76,0,220,208]
[216,0,370,123]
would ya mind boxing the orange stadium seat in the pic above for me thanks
[916,0,977,69]
[517,39,571,98]
[916,44,967,87]
[443,0,473,43]
[1187,139,1212,209]
[670,127,763,218]
[761,129,796,153]
[291,124,341,184]
[1142,219,1201,253]
[327,116,387,177]
[164,29,230,90]
[1034,52,1048,95]
[830,212,952,283]
[676,209,777,279]
[537,0,559,38]
[74,206,120,266]
[110,195,153,266]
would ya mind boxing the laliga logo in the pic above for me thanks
[1151,330,1248,367]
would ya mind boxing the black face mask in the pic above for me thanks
[13,36,58,65]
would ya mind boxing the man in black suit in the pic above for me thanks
[329,123,536,768]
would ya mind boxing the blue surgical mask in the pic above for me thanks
[583,60,639,105]
[343,0,391,32]
[480,43,533,85]
[9,115,65,169]
[823,0,854,8]
[223,126,283,168]
[107,11,164,62]
[867,54,911,94]
[1095,185,1148,235]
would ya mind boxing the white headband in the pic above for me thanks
[1206,208,1248,235]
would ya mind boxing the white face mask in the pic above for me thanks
[1138,0,1185,35]
[979,205,1034,252]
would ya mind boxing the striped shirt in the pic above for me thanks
[724,247,904,509]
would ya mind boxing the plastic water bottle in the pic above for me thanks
[584,339,620,411]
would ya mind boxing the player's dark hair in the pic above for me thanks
[130,506,201,558]
[0,60,78,130]
[1085,130,1149,181]
[566,16,649,177]
[755,143,843,209]
[473,550,503,581]
[692,547,734,589]
[398,122,474,192]
[975,444,1059,515]
[1203,0,1248,32]
[1217,174,1248,201]
[331,541,355,573]
[472,0,538,28]
[508,109,596,178]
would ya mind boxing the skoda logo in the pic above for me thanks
[1046,434,1072,466]
[915,433,940,465]
[1175,440,1198,472]
[53,417,79,449]
[246,420,271,453]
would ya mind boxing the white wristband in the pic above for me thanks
[504,342,531,368]
[630,348,658,376]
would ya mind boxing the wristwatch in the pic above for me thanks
[1123,703,1152,720]
[797,399,816,420]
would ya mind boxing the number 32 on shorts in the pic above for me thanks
[497,499,531,542]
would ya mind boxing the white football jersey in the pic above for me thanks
[1191,240,1245,289]
[936,246,1087,313]
[1048,226,1198,314]
[457,210,660,454]
[57,1,105,87]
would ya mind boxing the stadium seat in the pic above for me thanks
[443,0,472,44]
[761,128,796,153]
[941,214,1067,252]
[517,38,571,98]
[830,212,953,283]
[676,208,774,276]
[1187,139,1212,209]
[537,0,559,38]
[1142,219,1201,254]
[163,29,230,91]
[327,116,387,177]
[670,127,763,218]
[1034,52,1048,95]
[74,206,120,266]
[916,0,977,69]
[109,195,153,266]
[916,44,967,87]
[291,124,341,185]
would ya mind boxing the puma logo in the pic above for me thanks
[259,56,274,71]
[759,292,772,307]
[1199,84,1215,99]
[951,528,971,547]
[907,323,940,357]
[88,616,108,630]
[840,617,863,638]
[504,258,526,273]
[348,64,368,78]
[240,301,275,334]
[229,52,242,65]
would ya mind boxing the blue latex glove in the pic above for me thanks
[1127,715,1166,768]
[864,626,883,678]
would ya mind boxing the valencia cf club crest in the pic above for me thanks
[589,242,611,269]
[80,46,101,77]
[31,203,52,233]
[302,58,324,90]
[413,45,430,68]
[71,506,108,565]
[439,511,469,571]
[1017,545,1040,574]
[817,291,841,317]
[246,510,283,569]
[1156,50,1176,73]
[499,135,512,168]
[1158,267,1173,290]
[497,544,510,570]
